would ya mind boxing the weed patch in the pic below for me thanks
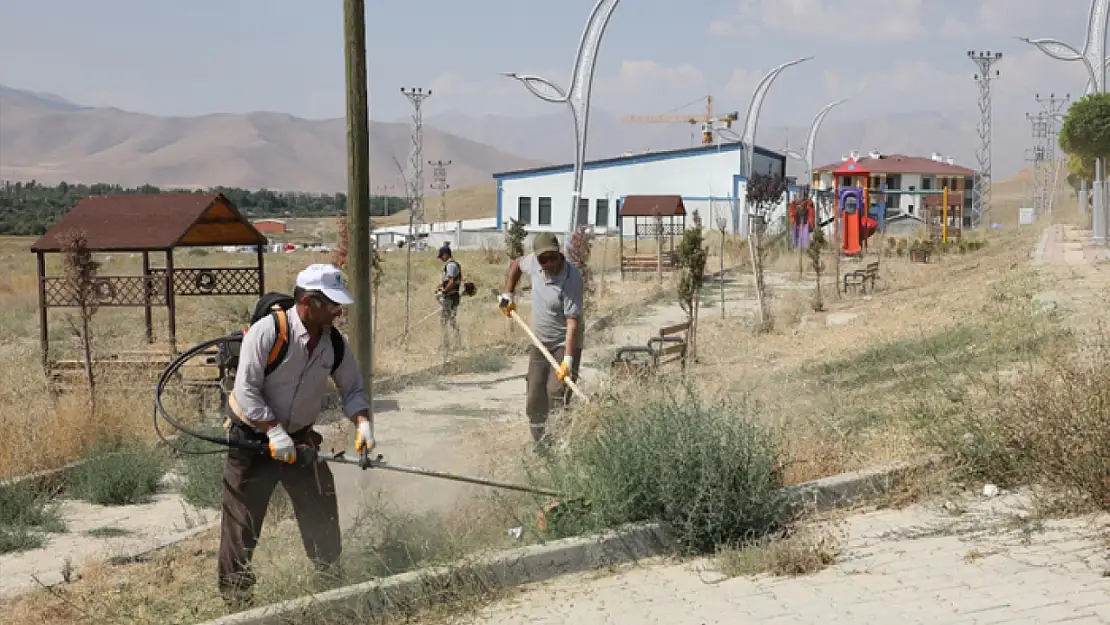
[66,442,169,506]
[174,426,229,510]
[0,480,65,554]
[717,526,842,578]
[533,383,793,554]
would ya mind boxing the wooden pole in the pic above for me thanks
[344,0,374,394]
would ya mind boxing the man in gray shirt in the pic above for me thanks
[222,263,374,607]
[498,232,584,451]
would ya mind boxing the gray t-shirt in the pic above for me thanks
[519,253,585,349]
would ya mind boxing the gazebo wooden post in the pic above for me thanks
[256,245,266,295]
[36,251,48,371]
[142,252,153,344]
[165,249,177,355]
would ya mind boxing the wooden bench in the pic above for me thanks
[843,262,881,295]
[610,321,691,377]
[621,252,677,273]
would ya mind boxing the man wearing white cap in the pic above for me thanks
[219,263,374,607]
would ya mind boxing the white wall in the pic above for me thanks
[496,142,785,238]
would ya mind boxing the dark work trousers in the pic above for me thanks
[525,343,583,445]
[217,422,341,605]
[440,293,461,353]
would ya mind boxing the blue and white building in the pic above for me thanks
[491,140,790,238]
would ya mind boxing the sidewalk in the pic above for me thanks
[1033,224,1110,265]
[451,491,1110,624]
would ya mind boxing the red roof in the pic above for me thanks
[619,195,687,217]
[815,154,975,176]
[30,193,268,252]
[834,159,869,176]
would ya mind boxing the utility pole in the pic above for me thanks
[374,183,394,218]
[400,87,430,349]
[968,50,1003,228]
[429,159,451,234]
[1027,111,1049,217]
[343,0,373,397]
[1035,92,1070,214]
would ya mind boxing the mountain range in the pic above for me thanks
[1,84,1038,194]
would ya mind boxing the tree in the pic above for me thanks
[566,226,595,313]
[504,217,527,260]
[714,205,728,315]
[746,173,787,333]
[807,220,828,312]
[675,211,709,359]
[59,230,102,410]
[1060,93,1110,161]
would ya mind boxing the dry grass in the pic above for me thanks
[0,231,656,480]
[716,523,844,578]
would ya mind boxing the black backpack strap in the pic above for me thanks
[329,327,345,376]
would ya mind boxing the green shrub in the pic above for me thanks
[533,384,792,553]
[175,426,229,510]
[67,442,169,506]
[0,481,66,554]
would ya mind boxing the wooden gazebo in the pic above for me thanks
[618,195,688,279]
[30,193,269,372]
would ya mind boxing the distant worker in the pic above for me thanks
[498,232,584,452]
[221,263,376,608]
[436,243,462,352]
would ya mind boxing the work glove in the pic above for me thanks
[355,420,376,454]
[556,355,574,383]
[498,292,515,317]
[266,424,297,464]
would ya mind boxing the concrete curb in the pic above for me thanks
[195,455,939,625]
[1031,225,1054,265]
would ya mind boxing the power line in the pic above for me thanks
[400,87,431,350]
[429,159,451,233]
[400,87,431,227]
[1026,111,1050,216]
[968,50,1003,228]
[1035,92,1070,214]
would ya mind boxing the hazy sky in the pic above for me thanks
[0,0,1099,127]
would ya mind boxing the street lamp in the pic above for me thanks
[1018,0,1109,243]
[501,0,621,249]
[715,56,813,236]
[785,98,849,199]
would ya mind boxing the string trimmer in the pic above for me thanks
[152,332,567,501]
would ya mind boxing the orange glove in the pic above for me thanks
[556,355,573,383]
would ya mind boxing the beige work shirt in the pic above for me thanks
[231,306,369,432]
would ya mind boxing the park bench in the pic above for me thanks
[842,262,881,295]
[620,252,677,274]
[610,320,691,378]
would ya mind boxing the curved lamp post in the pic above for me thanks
[1017,0,1108,243]
[785,98,848,191]
[501,0,621,248]
[716,56,813,236]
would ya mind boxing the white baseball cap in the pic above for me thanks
[295,263,354,305]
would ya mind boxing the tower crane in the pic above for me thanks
[621,94,739,145]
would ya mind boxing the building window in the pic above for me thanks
[595,199,609,227]
[517,197,531,225]
[578,198,589,226]
[886,175,901,190]
[921,177,933,190]
[538,197,552,225]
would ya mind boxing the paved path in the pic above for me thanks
[450,491,1110,625]
[429,225,1110,625]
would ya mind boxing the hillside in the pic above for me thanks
[0,87,546,194]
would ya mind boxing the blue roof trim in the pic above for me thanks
[491,140,785,181]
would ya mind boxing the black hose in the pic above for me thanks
[152,332,265,457]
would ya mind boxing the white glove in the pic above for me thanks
[356,420,375,454]
[498,292,515,317]
[266,424,296,464]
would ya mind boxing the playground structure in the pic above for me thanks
[788,197,816,249]
[922,187,965,243]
